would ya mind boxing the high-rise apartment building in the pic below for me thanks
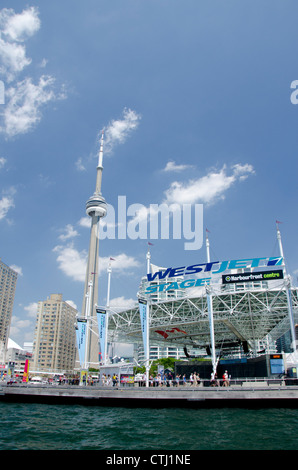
[32,294,78,373]
[0,259,18,363]
[136,343,188,363]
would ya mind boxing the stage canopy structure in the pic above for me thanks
[107,281,298,357]
[97,225,298,379]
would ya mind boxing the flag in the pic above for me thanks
[22,359,29,383]
[155,330,169,339]
[166,327,187,334]
[76,319,87,368]
[139,299,149,357]
[110,257,115,261]
[206,228,211,233]
[148,242,154,246]
[276,220,282,224]
[96,308,107,364]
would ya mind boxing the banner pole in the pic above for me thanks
[146,302,150,387]
[206,231,217,374]
[277,223,296,352]
[139,298,150,387]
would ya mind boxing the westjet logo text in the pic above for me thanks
[146,257,283,282]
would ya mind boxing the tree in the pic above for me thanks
[134,357,182,376]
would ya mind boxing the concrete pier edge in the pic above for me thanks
[1,384,298,408]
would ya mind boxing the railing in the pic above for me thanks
[133,377,298,388]
[3,376,298,388]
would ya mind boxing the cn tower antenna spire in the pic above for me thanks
[95,130,105,195]
[98,130,104,167]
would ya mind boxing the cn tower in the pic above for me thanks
[82,131,107,367]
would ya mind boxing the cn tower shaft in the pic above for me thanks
[82,132,107,367]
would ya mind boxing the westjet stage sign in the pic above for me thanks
[145,256,283,294]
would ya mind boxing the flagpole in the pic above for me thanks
[84,280,92,371]
[147,242,153,275]
[206,229,211,263]
[276,221,297,353]
[107,260,112,308]
[105,258,114,365]
[143,243,153,386]
[206,229,217,375]
[145,301,150,387]
[146,243,153,387]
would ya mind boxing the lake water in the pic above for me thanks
[0,402,297,451]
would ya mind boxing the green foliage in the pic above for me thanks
[134,357,182,376]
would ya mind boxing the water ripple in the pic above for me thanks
[0,403,297,450]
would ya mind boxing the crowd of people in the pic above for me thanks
[147,370,230,387]
[100,373,119,386]
[210,370,230,387]
[98,370,231,387]
[135,371,203,387]
[5,369,230,388]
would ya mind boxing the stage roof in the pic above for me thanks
[106,282,298,355]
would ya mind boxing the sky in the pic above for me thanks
[1,1,298,348]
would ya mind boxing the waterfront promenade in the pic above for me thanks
[1,381,298,408]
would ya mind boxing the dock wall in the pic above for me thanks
[1,383,298,408]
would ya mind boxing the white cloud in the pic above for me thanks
[0,7,40,42]
[163,161,193,172]
[0,186,16,220]
[10,264,23,276]
[10,303,36,343]
[24,302,38,318]
[0,7,40,82]
[99,253,140,276]
[53,243,140,282]
[53,244,88,282]
[38,174,53,189]
[164,164,255,206]
[75,158,86,172]
[232,163,255,181]
[128,164,255,231]
[39,58,48,68]
[76,108,141,170]
[0,157,6,169]
[79,211,121,233]
[78,217,90,228]
[0,38,31,81]
[2,75,65,137]
[0,196,14,219]
[0,7,67,137]
[10,315,32,340]
[104,108,141,154]
[65,300,78,310]
[109,296,137,310]
[58,224,79,241]
[126,204,160,235]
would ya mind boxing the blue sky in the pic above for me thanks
[1,1,298,347]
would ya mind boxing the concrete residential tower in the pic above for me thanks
[81,131,107,367]
[32,294,78,372]
[0,259,18,363]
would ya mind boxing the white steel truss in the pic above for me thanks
[106,282,298,355]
